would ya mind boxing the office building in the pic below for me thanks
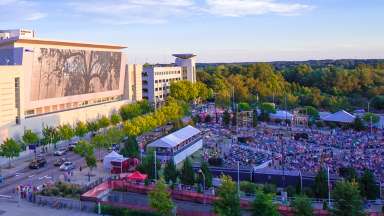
[142,54,196,102]
[0,29,141,142]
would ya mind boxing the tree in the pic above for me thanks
[353,117,366,131]
[260,102,276,114]
[85,154,97,181]
[120,136,139,158]
[359,169,379,200]
[332,181,364,216]
[74,140,93,157]
[214,175,241,216]
[163,159,178,184]
[74,140,95,181]
[42,126,59,148]
[86,121,100,134]
[110,113,122,125]
[222,110,231,126]
[362,112,380,124]
[57,124,74,142]
[98,116,110,129]
[180,157,195,186]
[137,149,161,180]
[148,179,174,216]
[251,191,279,216]
[74,121,88,137]
[0,138,21,168]
[197,161,212,188]
[91,134,107,160]
[105,128,124,148]
[22,129,39,146]
[313,169,328,199]
[339,167,358,182]
[291,195,313,216]
[238,102,251,111]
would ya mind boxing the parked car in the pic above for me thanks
[29,157,47,169]
[59,161,75,171]
[54,148,67,156]
[54,158,67,166]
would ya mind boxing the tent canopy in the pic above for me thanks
[322,110,355,123]
[103,151,124,170]
[147,125,201,149]
[127,171,147,181]
[270,110,293,120]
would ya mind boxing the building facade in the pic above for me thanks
[0,29,141,142]
[142,54,196,103]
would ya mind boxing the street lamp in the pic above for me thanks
[199,169,206,204]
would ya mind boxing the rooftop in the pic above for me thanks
[147,125,201,148]
[172,54,196,59]
[0,32,127,50]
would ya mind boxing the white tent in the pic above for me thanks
[269,110,293,121]
[322,110,355,123]
[103,151,123,171]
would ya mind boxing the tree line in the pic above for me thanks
[198,63,384,112]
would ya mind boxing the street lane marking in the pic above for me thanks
[28,175,34,178]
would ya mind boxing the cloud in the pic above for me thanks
[0,0,46,22]
[25,12,46,21]
[67,0,196,25]
[205,0,313,17]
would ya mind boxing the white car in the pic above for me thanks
[59,161,75,171]
[54,148,67,156]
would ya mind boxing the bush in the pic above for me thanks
[39,181,83,199]
[100,205,161,216]
[240,181,257,196]
[262,184,276,195]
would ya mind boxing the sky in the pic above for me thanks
[1,0,384,64]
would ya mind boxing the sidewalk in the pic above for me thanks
[0,199,96,216]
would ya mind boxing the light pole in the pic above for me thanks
[327,166,331,208]
[237,161,240,198]
[154,150,157,180]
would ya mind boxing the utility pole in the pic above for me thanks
[154,150,157,180]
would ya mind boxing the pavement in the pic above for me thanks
[0,199,97,216]
[0,141,109,196]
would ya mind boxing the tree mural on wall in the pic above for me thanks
[32,48,121,100]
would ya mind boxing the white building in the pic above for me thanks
[147,125,202,165]
[142,54,196,102]
[0,29,142,142]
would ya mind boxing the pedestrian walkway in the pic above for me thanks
[0,199,97,216]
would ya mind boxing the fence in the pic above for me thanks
[34,195,96,212]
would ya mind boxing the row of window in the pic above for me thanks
[155,71,180,76]
[155,86,170,91]
[155,93,170,99]
[155,77,180,83]
[24,96,121,117]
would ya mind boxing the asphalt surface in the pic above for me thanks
[0,151,86,195]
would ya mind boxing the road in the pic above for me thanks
[0,151,86,195]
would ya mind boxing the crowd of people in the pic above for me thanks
[197,119,384,182]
